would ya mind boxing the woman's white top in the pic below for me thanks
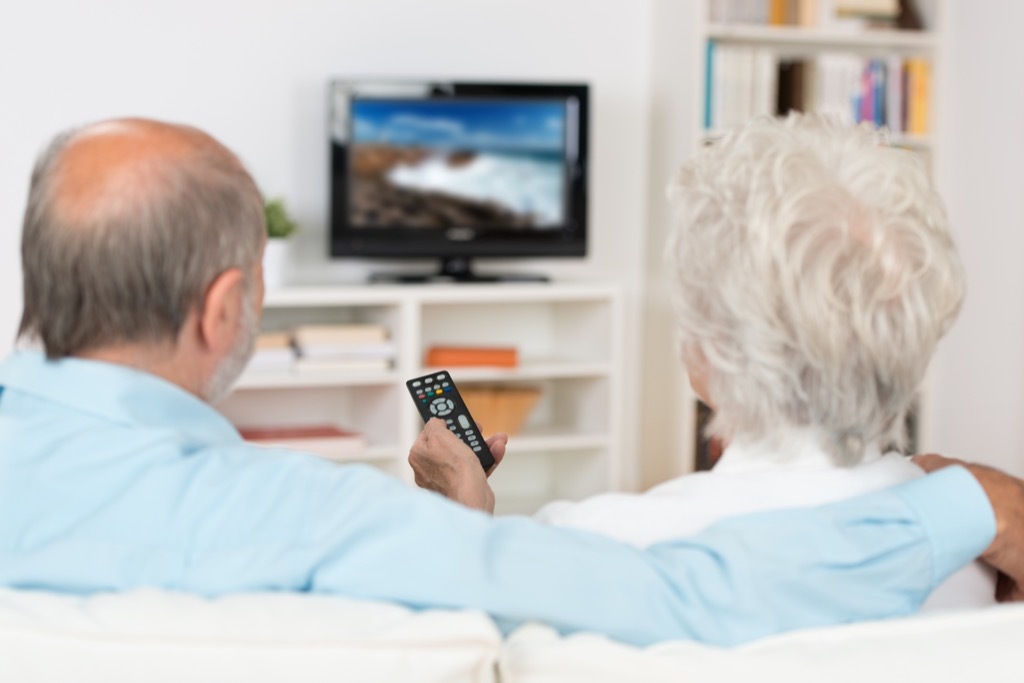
[536,430,995,611]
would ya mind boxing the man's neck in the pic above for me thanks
[76,342,203,398]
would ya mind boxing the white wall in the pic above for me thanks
[929,0,1024,475]
[0,0,653,485]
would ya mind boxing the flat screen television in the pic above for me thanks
[329,80,589,282]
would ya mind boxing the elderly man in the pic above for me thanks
[1,118,1022,648]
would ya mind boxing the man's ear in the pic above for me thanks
[198,268,245,353]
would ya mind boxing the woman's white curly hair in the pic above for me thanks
[666,113,965,464]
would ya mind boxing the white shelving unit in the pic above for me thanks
[677,0,946,470]
[217,282,626,516]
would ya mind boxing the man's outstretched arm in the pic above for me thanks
[304,464,994,647]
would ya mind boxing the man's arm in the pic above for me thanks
[305,462,993,647]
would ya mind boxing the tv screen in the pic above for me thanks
[329,81,588,282]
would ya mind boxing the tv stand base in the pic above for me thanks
[368,257,550,284]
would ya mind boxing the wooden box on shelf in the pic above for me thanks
[460,386,542,436]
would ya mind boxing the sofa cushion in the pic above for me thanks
[499,604,1024,683]
[0,588,501,683]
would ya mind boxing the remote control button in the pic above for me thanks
[412,381,421,387]
[437,373,447,380]
[458,415,470,429]
[446,418,453,424]
[429,397,455,416]
[424,376,433,383]
[465,429,474,435]
[442,382,450,387]
[444,387,452,392]
[473,446,482,452]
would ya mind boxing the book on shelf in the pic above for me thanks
[424,346,518,368]
[248,331,297,372]
[905,57,930,135]
[290,324,395,373]
[705,47,929,136]
[834,0,898,20]
[297,341,396,360]
[238,424,369,461]
[292,324,389,347]
[709,0,916,30]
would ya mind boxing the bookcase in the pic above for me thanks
[682,0,945,471]
[216,283,625,516]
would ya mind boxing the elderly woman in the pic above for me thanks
[537,113,993,610]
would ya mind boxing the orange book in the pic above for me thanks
[425,346,518,368]
[907,58,931,135]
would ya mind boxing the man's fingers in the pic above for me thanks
[484,433,508,477]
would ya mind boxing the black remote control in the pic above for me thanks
[406,370,495,471]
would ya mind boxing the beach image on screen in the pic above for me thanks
[349,98,566,229]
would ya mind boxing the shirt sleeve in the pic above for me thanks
[305,464,995,647]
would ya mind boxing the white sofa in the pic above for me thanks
[2,588,1022,682]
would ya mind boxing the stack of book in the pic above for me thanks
[709,0,912,29]
[247,331,297,372]
[238,424,369,461]
[292,323,394,373]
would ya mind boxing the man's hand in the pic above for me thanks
[914,453,1024,601]
[408,418,509,514]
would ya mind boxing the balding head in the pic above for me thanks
[19,118,265,359]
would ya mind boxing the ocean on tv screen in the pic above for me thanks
[350,98,567,229]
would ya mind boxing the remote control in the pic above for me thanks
[406,370,495,471]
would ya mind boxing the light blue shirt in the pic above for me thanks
[0,351,996,646]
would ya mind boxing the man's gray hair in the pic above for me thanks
[18,122,265,358]
[666,113,965,464]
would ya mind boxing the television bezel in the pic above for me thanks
[328,80,589,267]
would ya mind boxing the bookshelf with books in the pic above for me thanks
[215,283,625,515]
[700,0,941,149]
[677,0,944,472]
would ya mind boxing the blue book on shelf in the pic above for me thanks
[872,60,885,126]
[704,40,715,130]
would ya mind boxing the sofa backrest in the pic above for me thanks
[0,588,501,683]
[499,603,1024,683]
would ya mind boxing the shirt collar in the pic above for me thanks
[712,428,883,475]
[0,350,242,447]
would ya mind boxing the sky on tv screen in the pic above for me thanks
[352,99,566,155]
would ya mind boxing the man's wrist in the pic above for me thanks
[451,462,494,513]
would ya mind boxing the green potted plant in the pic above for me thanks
[263,197,298,289]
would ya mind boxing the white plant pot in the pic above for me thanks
[263,239,291,290]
